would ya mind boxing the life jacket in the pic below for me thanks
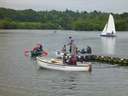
[70,55,77,65]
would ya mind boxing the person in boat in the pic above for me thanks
[31,47,40,57]
[32,47,38,53]
[86,46,92,54]
[37,43,43,52]
[80,48,86,54]
[63,53,67,64]
[31,43,43,57]
[61,45,66,53]
[112,31,114,34]
[68,42,77,65]
[56,51,63,59]
[67,36,74,53]
[79,55,85,63]
[35,43,43,54]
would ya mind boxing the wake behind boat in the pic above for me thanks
[36,57,92,72]
[100,14,116,37]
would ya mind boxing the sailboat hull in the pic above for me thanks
[100,34,116,37]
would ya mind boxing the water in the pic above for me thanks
[0,30,128,96]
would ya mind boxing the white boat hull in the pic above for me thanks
[100,34,116,37]
[36,57,92,72]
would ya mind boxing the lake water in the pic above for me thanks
[0,30,128,96]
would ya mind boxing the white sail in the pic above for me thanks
[102,24,107,35]
[101,14,116,37]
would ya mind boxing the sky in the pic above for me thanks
[0,0,128,13]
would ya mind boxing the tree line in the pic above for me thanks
[0,7,128,31]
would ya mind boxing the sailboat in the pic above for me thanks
[100,14,116,37]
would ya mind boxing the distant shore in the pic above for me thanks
[0,7,128,31]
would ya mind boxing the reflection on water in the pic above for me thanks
[101,37,116,55]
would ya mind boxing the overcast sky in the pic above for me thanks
[0,0,128,13]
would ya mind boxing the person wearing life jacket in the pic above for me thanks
[31,43,43,57]
[31,46,39,57]
[36,43,48,56]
